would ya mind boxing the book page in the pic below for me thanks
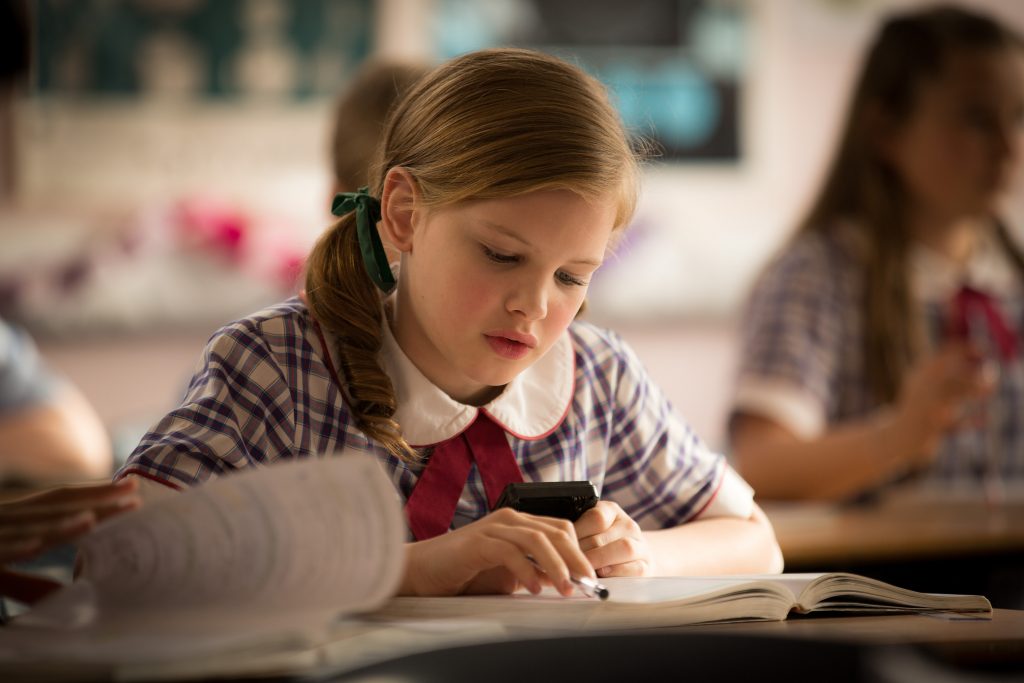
[374,576,797,631]
[796,573,992,615]
[37,453,406,624]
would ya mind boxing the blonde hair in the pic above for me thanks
[306,48,641,461]
[799,5,1024,402]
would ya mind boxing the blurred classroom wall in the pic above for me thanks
[2,0,1023,455]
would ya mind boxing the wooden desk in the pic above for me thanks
[765,498,1024,567]
[4,610,1022,682]
[328,610,1024,682]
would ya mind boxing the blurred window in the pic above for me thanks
[435,0,747,161]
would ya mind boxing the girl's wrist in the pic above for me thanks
[872,407,924,474]
[398,541,425,596]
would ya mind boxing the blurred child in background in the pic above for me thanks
[0,318,138,614]
[730,5,1024,501]
[0,318,112,484]
[329,59,429,196]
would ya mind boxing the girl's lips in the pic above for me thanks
[486,330,538,348]
[485,335,532,360]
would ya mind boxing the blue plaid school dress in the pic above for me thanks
[120,297,754,532]
[732,223,1024,487]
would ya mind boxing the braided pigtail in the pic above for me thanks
[304,212,414,462]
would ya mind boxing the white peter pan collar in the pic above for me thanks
[319,321,574,447]
[910,225,1022,304]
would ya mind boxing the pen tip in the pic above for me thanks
[597,588,609,601]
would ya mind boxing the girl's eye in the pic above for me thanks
[557,271,588,287]
[483,246,519,264]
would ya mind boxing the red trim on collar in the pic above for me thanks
[482,344,576,441]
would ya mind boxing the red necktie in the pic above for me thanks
[948,284,1018,362]
[405,411,524,540]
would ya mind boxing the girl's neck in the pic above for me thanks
[906,211,984,267]
[388,293,503,407]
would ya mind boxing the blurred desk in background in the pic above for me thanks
[766,495,1024,609]
[330,610,1024,682]
[767,498,1024,566]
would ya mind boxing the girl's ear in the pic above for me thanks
[379,167,420,252]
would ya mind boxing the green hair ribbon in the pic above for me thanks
[331,187,396,294]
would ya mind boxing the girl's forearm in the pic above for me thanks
[731,411,917,501]
[644,505,783,575]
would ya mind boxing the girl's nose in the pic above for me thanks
[507,280,548,321]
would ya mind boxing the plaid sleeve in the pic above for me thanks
[578,325,739,529]
[117,319,297,488]
[731,235,845,438]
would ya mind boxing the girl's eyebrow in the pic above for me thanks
[480,220,604,267]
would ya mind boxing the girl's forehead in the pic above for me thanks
[437,190,618,248]
[901,48,1024,118]
[446,189,619,223]
[931,47,1024,95]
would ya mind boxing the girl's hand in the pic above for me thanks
[894,341,995,466]
[401,507,596,597]
[0,478,141,565]
[575,501,655,577]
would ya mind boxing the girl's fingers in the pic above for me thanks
[577,518,647,573]
[483,511,591,595]
[578,531,612,553]
[597,559,647,578]
[573,502,619,539]
[0,485,140,522]
[93,497,142,523]
[584,539,620,570]
[576,503,631,552]
[521,515,595,585]
[583,525,647,571]
[34,478,137,502]
[0,510,96,541]
[472,535,544,594]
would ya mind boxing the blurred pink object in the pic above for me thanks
[173,198,248,263]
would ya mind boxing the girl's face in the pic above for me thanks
[392,188,617,405]
[885,47,1024,223]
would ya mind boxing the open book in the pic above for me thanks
[373,573,992,632]
[10,453,407,655]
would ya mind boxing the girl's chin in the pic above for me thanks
[460,367,524,395]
